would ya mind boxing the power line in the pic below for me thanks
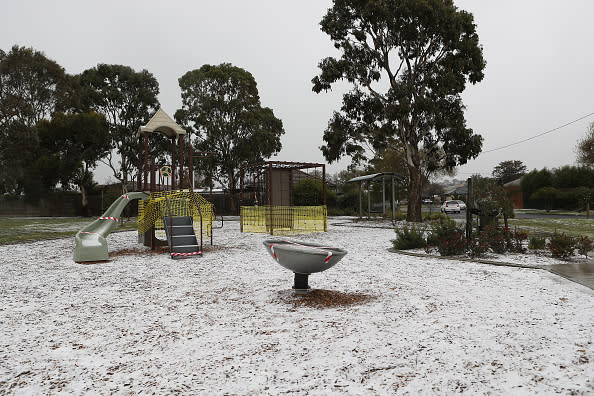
[482,112,594,153]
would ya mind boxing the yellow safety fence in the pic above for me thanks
[240,205,327,235]
[138,190,214,239]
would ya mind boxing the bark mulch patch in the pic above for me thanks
[277,289,376,309]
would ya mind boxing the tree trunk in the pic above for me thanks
[229,173,237,215]
[79,184,89,217]
[121,154,128,193]
[407,166,423,222]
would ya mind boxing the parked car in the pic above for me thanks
[422,198,432,204]
[440,200,461,214]
[455,200,467,210]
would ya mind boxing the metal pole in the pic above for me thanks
[137,137,142,191]
[382,176,386,216]
[367,181,371,220]
[179,135,184,189]
[239,167,244,233]
[322,164,327,232]
[359,182,362,218]
[391,175,395,223]
[189,151,194,191]
[143,133,149,191]
[209,156,213,197]
[466,177,473,239]
[170,137,176,191]
[268,163,273,235]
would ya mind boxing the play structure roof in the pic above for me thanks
[347,172,405,183]
[137,108,186,138]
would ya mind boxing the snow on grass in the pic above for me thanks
[0,221,593,394]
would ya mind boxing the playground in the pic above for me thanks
[1,219,593,394]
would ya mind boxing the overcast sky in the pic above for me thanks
[2,0,593,183]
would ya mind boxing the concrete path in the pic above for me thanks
[547,263,594,291]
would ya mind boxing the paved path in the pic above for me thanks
[547,263,594,290]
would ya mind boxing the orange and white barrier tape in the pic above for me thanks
[171,251,203,257]
[98,217,118,222]
[80,231,103,236]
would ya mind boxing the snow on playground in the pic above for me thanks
[1,221,593,394]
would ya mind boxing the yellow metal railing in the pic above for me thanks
[240,205,327,235]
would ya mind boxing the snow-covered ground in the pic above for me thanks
[1,221,593,394]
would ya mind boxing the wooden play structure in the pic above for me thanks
[134,108,215,257]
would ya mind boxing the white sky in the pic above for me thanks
[2,0,593,183]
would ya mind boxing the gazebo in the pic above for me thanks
[347,172,405,222]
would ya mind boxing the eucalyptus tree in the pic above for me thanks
[576,122,594,167]
[79,64,160,191]
[0,45,70,195]
[176,63,284,213]
[35,112,110,214]
[492,160,528,184]
[312,0,486,221]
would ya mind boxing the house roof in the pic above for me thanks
[444,184,468,195]
[503,177,523,187]
[137,108,186,138]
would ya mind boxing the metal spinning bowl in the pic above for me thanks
[263,239,348,293]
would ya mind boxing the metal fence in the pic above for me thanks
[240,205,327,235]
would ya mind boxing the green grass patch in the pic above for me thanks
[0,217,138,245]
[508,217,594,240]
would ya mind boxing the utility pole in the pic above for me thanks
[465,177,473,240]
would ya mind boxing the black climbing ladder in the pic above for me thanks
[163,216,203,259]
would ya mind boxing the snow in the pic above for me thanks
[1,220,593,394]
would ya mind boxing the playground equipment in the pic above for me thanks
[263,239,347,293]
[240,161,327,235]
[73,108,216,262]
[73,192,148,262]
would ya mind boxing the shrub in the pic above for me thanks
[482,225,506,254]
[423,212,449,222]
[467,231,489,258]
[547,233,576,259]
[426,219,466,256]
[506,228,528,253]
[393,211,407,221]
[393,224,426,250]
[437,231,466,256]
[575,236,593,258]
[426,218,460,247]
[528,235,546,250]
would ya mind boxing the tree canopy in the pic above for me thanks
[491,160,527,184]
[79,64,160,191]
[0,46,71,196]
[576,122,594,167]
[175,63,284,212]
[35,112,110,213]
[312,0,486,221]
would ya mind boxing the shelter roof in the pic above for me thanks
[347,172,405,183]
[137,108,186,138]
[242,161,324,171]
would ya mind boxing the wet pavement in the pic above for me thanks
[547,263,594,290]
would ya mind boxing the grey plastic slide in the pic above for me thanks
[73,192,148,263]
